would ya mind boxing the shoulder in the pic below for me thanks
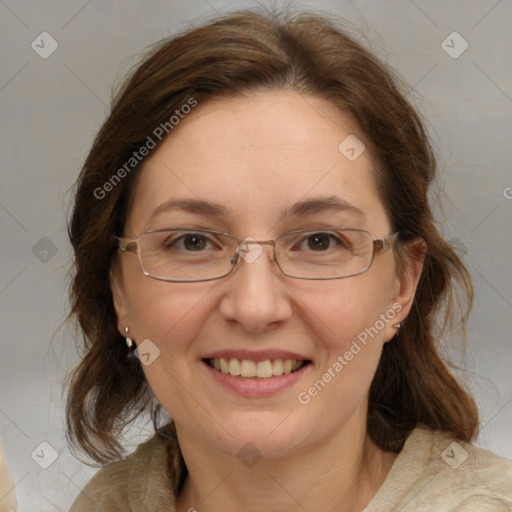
[0,442,17,512]
[426,428,512,507]
[69,427,176,512]
[367,427,512,512]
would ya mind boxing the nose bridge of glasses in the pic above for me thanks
[127,229,388,282]
[234,237,277,265]
[238,238,276,248]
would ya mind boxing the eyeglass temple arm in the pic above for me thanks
[117,237,138,253]
[373,232,399,254]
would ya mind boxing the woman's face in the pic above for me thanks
[112,90,415,459]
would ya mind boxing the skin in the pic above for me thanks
[111,90,424,512]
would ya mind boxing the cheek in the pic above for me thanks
[301,277,395,388]
[126,277,217,343]
[299,272,394,348]
[296,282,393,418]
[123,279,221,420]
[124,276,220,393]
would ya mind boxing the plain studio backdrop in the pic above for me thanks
[0,0,511,510]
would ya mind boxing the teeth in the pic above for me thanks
[229,358,241,376]
[256,360,272,378]
[272,359,283,375]
[209,358,306,378]
[220,357,229,374]
[240,359,256,377]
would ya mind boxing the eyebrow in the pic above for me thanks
[149,195,365,223]
[284,196,365,220]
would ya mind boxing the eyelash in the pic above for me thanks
[162,231,350,252]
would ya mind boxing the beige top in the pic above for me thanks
[0,441,17,512]
[70,426,512,511]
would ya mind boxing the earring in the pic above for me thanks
[125,326,133,348]
[393,322,402,332]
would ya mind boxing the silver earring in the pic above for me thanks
[393,322,402,331]
[125,326,133,348]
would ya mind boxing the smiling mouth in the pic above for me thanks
[205,357,311,379]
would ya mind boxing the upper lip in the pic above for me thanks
[202,349,311,363]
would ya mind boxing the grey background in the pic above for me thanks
[0,0,511,509]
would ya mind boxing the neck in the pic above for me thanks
[174,417,397,512]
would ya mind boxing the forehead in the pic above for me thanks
[126,90,390,235]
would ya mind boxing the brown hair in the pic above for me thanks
[66,8,478,494]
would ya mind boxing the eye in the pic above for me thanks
[293,232,350,252]
[164,232,213,251]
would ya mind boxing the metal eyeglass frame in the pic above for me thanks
[117,227,399,283]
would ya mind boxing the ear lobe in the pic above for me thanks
[109,264,129,337]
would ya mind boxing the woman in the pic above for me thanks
[66,9,512,512]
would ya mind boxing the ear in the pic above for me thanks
[384,237,426,341]
[109,261,130,338]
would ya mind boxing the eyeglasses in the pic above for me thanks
[117,227,399,282]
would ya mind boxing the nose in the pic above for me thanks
[218,240,293,333]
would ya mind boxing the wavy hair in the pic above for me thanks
[66,8,478,495]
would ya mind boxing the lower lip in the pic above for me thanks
[202,361,311,398]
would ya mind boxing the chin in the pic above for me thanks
[208,411,315,461]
